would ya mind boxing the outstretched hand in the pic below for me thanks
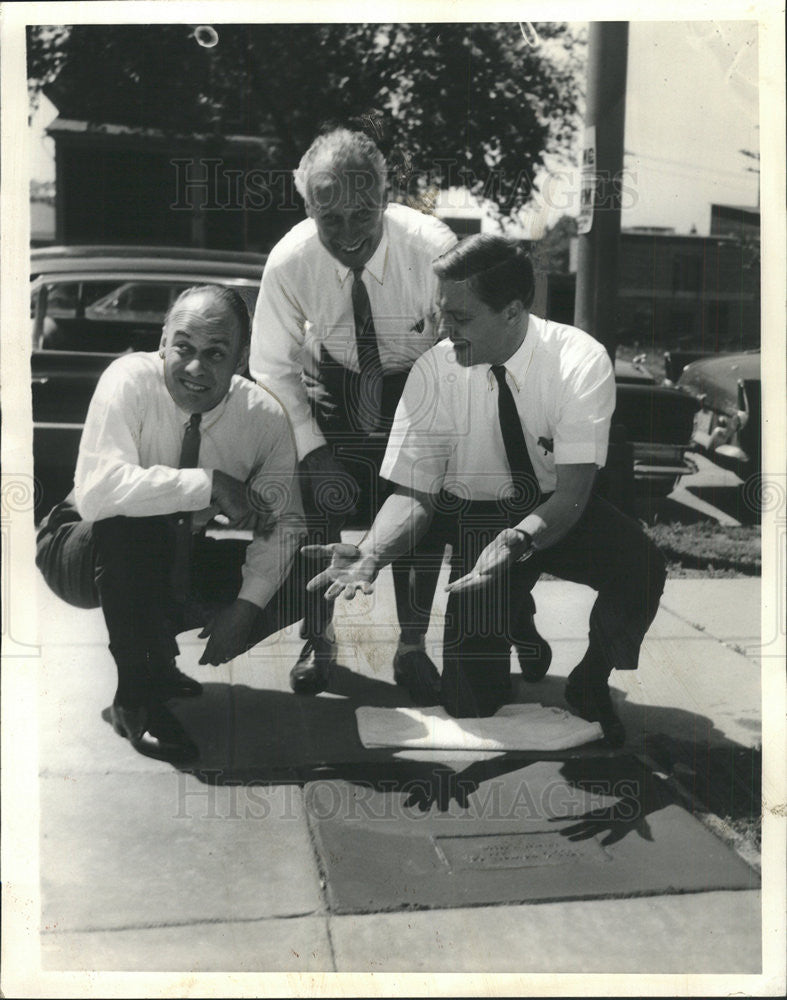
[445,528,531,595]
[303,542,379,601]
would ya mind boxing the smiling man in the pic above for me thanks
[35,286,305,761]
[250,127,457,702]
[306,235,667,746]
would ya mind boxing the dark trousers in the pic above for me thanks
[36,501,304,702]
[433,493,667,717]
[302,350,445,644]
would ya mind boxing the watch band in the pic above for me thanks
[511,528,535,562]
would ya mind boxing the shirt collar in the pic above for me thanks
[334,212,390,287]
[487,314,538,392]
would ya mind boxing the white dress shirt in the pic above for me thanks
[381,314,616,500]
[74,352,305,609]
[250,203,457,459]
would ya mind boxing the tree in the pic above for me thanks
[28,22,584,220]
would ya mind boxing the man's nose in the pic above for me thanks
[340,217,359,241]
[185,356,204,376]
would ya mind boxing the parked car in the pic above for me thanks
[612,354,699,497]
[30,245,698,519]
[30,245,267,519]
[676,350,761,480]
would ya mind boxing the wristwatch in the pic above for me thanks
[511,528,535,562]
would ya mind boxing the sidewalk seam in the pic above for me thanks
[301,784,339,971]
[658,605,761,662]
[40,911,323,935]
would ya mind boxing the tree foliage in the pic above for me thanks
[28,22,584,219]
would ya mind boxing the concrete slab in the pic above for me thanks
[329,889,762,973]
[661,578,761,647]
[625,636,761,748]
[40,776,322,933]
[305,758,758,915]
[42,915,333,972]
[38,642,235,777]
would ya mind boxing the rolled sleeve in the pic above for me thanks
[553,350,616,468]
[380,354,453,495]
[237,404,306,609]
[250,258,327,461]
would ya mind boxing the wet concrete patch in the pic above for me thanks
[304,756,759,914]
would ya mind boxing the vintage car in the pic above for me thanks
[30,246,698,518]
[612,355,699,497]
[676,350,761,481]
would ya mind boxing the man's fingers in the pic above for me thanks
[306,569,336,593]
[301,544,335,559]
[445,573,486,594]
[301,542,361,560]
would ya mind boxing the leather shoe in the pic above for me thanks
[393,648,441,706]
[514,633,553,682]
[290,637,337,695]
[110,701,199,761]
[153,660,203,700]
[564,674,626,748]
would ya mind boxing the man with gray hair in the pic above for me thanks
[250,127,458,702]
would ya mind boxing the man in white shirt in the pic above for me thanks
[250,127,458,702]
[306,235,667,747]
[36,286,305,761]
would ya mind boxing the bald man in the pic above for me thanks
[36,286,305,761]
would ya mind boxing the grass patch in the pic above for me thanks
[646,521,761,577]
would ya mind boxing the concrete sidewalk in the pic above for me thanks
[33,562,762,975]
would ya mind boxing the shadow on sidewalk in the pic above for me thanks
[103,663,761,851]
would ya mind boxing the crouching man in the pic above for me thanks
[36,286,305,761]
[306,235,667,747]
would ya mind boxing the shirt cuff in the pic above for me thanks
[380,455,442,496]
[553,441,605,466]
[238,570,278,610]
[179,468,214,510]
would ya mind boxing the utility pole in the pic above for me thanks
[574,21,629,361]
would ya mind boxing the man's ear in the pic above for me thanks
[158,330,167,358]
[235,343,250,374]
[505,299,524,324]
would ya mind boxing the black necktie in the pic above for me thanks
[490,365,540,515]
[170,412,202,602]
[352,268,384,433]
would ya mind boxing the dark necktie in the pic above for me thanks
[490,365,540,515]
[170,412,202,602]
[352,268,384,433]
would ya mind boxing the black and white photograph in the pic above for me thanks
[1,1,785,995]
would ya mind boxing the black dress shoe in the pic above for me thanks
[393,648,442,706]
[564,675,626,748]
[290,637,336,695]
[153,660,203,700]
[514,634,553,682]
[110,701,199,761]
